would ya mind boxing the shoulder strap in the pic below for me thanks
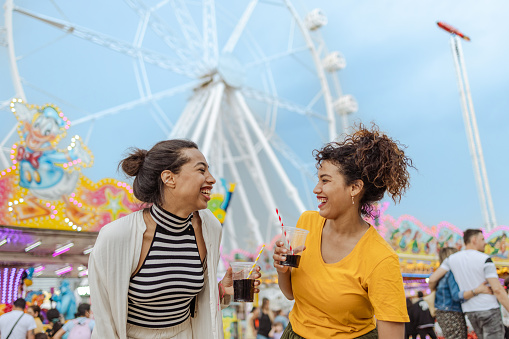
[6,313,26,339]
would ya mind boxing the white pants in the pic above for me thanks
[126,317,193,339]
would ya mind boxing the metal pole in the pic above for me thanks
[455,37,497,229]
[450,36,490,230]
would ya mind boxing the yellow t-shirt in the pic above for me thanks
[289,211,409,338]
[34,317,44,334]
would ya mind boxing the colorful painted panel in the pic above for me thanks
[0,99,236,232]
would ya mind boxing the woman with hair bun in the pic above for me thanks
[273,123,414,339]
[89,139,261,339]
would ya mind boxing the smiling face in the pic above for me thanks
[26,115,60,149]
[164,148,216,214]
[313,160,357,220]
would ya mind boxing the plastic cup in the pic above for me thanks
[281,226,309,268]
[231,261,255,302]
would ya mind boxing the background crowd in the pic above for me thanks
[0,298,94,339]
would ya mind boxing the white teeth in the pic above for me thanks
[318,198,327,203]
[201,190,210,195]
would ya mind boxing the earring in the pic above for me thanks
[351,196,355,205]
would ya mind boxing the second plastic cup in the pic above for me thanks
[281,226,309,268]
[231,261,255,302]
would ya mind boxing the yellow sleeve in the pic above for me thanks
[295,211,320,232]
[366,255,409,322]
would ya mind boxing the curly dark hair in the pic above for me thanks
[313,123,414,218]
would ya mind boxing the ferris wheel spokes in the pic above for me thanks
[169,89,209,139]
[167,0,204,54]
[201,82,226,158]
[191,83,224,145]
[124,0,202,63]
[13,5,202,79]
[228,101,280,243]
[72,80,201,126]
[235,90,306,210]
[222,140,263,245]
[202,0,219,67]
[222,0,258,54]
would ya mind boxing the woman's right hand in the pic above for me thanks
[273,241,290,274]
[476,281,493,295]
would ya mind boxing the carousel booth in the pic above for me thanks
[0,99,235,324]
[373,202,509,295]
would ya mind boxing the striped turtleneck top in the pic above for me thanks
[127,204,205,328]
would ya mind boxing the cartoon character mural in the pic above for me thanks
[7,99,95,225]
[487,231,509,258]
[14,103,92,198]
[383,219,437,256]
[0,99,142,231]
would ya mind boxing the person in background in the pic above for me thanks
[27,305,44,334]
[44,309,63,338]
[257,298,274,339]
[0,298,36,339]
[433,247,493,339]
[405,298,417,339]
[408,291,436,339]
[89,140,262,339]
[246,307,260,339]
[272,309,288,329]
[273,123,413,339]
[268,321,284,339]
[503,278,509,339]
[429,229,509,339]
[53,303,94,339]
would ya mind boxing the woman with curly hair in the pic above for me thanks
[273,123,414,339]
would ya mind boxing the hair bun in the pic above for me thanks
[120,148,147,177]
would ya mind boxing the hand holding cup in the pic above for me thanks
[273,241,290,273]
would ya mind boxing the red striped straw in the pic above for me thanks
[276,208,292,251]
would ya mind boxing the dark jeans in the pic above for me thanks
[466,308,505,339]
[281,322,378,339]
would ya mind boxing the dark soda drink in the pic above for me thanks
[233,279,255,302]
[281,254,301,268]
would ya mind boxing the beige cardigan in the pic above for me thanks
[88,208,229,338]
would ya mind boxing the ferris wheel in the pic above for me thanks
[2,0,357,252]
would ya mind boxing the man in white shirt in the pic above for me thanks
[0,298,36,339]
[429,229,509,339]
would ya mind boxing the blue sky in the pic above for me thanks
[312,0,509,230]
[1,0,508,239]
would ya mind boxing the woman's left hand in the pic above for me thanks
[221,265,262,295]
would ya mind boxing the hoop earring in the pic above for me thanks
[351,196,355,205]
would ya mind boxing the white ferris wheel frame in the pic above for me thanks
[2,0,356,249]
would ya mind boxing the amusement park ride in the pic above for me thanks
[0,1,505,306]
[437,21,498,231]
[0,0,357,285]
